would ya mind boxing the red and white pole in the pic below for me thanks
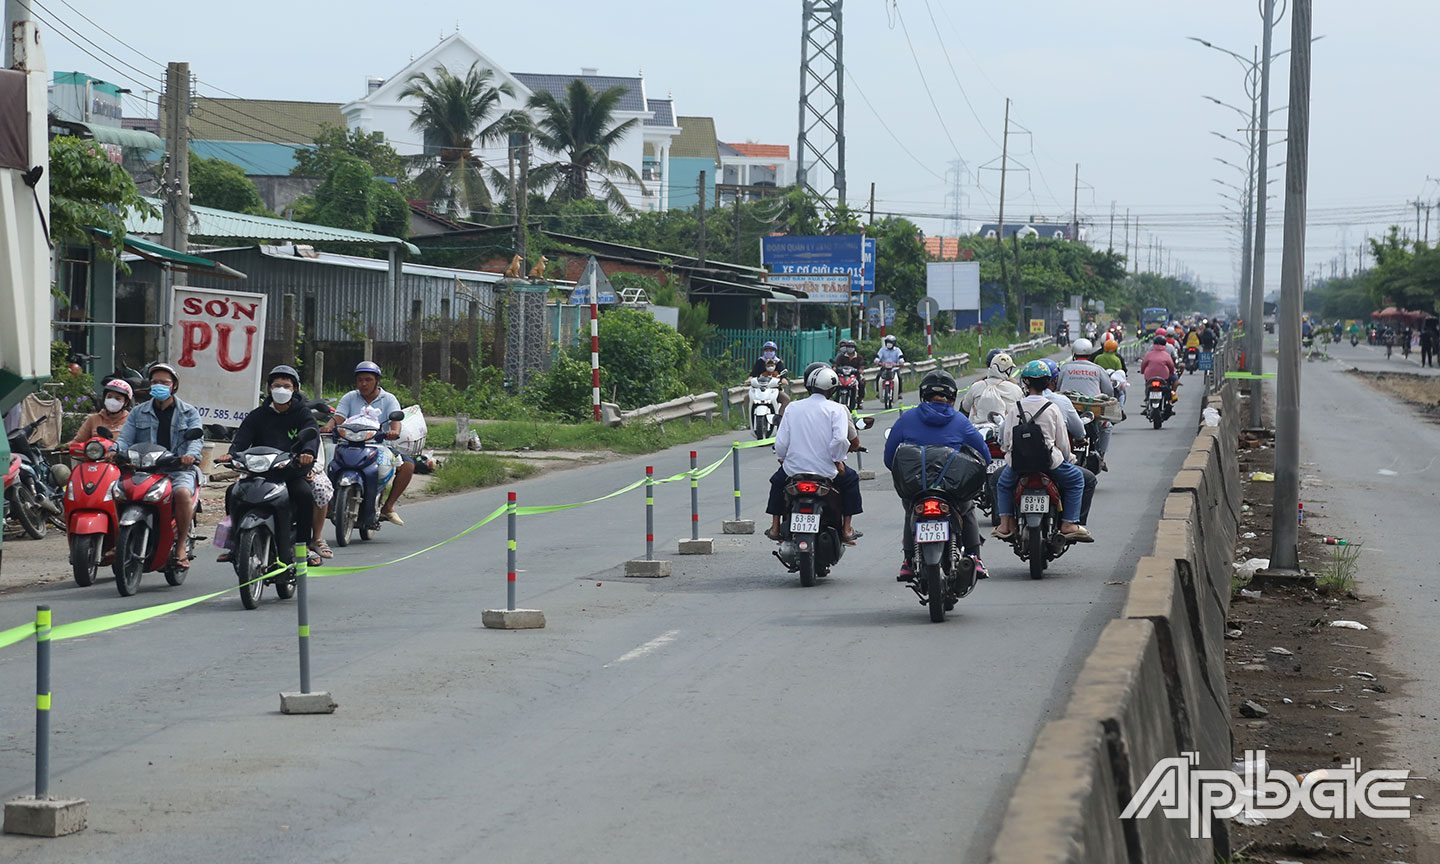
[926,306,933,358]
[879,301,887,340]
[590,268,601,422]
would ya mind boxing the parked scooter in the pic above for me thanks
[63,427,121,586]
[747,375,783,440]
[877,361,902,410]
[112,427,206,596]
[328,411,404,546]
[226,426,319,609]
[5,416,66,539]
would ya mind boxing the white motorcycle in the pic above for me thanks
[748,376,784,440]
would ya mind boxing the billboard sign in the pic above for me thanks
[925,261,981,311]
[168,286,268,427]
[768,272,852,305]
[761,234,873,297]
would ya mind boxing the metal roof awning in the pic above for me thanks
[691,275,803,302]
[52,119,163,151]
[129,198,422,255]
[90,228,246,279]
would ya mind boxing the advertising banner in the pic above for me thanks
[168,286,267,426]
[761,234,873,296]
[768,273,853,305]
[1029,319,1047,334]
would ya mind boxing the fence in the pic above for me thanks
[703,327,839,373]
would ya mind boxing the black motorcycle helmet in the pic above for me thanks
[919,369,959,402]
[267,364,300,388]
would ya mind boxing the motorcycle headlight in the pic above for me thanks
[84,441,106,462]
[108,480,125,501]
[142,483,167,502]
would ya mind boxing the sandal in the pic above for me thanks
[991,527,1015,541]
[313,539,333,559]
[763,527,783,541]
[217,551,232,563]
[841,530,863,545]
[307,550,324,567]
[174,555,191,570]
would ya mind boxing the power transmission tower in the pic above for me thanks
[796,1,846,207]
[944,158,969,237]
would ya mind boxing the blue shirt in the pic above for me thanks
[883,400,990,470]
[116,396,204,460]
[336,387,402,426]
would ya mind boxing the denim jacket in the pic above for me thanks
[116,396,204,460]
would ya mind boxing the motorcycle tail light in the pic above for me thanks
[989,442,1005,458]
[797,506,814,514]
[917,499,948,517]
[1149,381,1164,390]
[796,481,819,494]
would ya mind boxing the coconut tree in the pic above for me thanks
[401,63,522,217]
[525,79,645,213]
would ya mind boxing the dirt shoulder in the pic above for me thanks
[1226,396,1437,863]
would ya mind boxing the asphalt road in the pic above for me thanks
[1288,340,1440,847]
[0,379,1201,864]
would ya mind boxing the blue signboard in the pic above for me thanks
[570,256,616,305]
[762,234,873,295]
[1198,351,1214,371]
[866,305,897,326]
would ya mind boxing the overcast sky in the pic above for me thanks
[33,0,1440,302]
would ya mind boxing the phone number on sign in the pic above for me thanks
[195,406,240,421]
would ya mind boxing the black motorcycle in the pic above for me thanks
[1184,346,1200,375]
[5,416,67,538]
[1142,377,1174,429]
[773,474,847,587]
[227,426,319,610]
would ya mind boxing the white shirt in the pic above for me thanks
[774,393,851,478]
[1002,393,1073,470]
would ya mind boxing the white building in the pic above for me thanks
[718,141,796,200]
[340,33,681,212]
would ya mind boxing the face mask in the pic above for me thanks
[762,350,775,359]
[270,387,294,405]
[104,397,125,413]
[149,383,172,401]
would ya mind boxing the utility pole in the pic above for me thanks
[1412,200,1423,242]
[517,132,529,262]
[996,98,1015,335]
[1133,218,1140,273]
[508,134,518,252]
[1109,201,1115,250]
[733,192,742,260]
[1269,0,1313,573]
[868,181,875,226]
[1071,163,1080,243]
[697,170,707,267]
[1248,0,1277,429]
[159,61,191,360]
[1124,209,1130,263]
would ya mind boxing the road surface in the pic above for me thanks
[0,382,1201,863]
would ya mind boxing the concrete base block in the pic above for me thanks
[678,538,714,555]
[722,520,754,534]
[279,691,337,714]
[482,609,546,629]
[4,797,88,837]
[625,559,672,578]
[857,469,876,481]
[1252,568,1313,591]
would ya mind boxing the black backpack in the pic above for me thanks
[1009,400,1054,473]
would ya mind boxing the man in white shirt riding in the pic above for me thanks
[766,364,863,543]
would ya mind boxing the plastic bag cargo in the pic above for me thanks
[889,443,986,500]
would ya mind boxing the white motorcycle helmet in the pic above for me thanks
[1071,338,1094,358]
[988,352,1016,378]
[804,364,840,395]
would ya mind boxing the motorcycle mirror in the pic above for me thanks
[183,427,205,441]
[96,426,113,440]
[310,400,333,415]
[855,416,875,430]
[882,427,891,440]
[388,411,405,423]
[294,427,319,448]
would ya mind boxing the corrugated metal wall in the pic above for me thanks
[179,248,497,342]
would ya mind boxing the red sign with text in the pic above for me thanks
[167,286,267,426]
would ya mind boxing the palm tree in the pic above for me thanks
[401,63,522,217]
[525,80,645,213]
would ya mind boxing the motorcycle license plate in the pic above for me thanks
[1020,495,1050,514]
[986,461,1002,474]
[790,512,821,533]
[915,520,949,543]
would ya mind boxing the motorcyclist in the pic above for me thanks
[1347,320,1362,346]
[1184,327,1201,351]
[873,334,906,398]
[1140,335,1179,403]
[749,341,791,415]
[883,369,990,583]
[1199,323,1219,352]
[217,365,322,569]
[1040,360,1099,522]
[833,339,866,402]
[1057,339,1115,470]
[766,364,863,544]
[320,361,414,526]
[992,361,1092,543]
[959,351,1023,422]
[1093,338,1126,374]
[114,362,203,570]
[69,378,133,445]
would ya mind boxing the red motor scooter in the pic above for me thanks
[64,427,121,587]
[112,427,205,597]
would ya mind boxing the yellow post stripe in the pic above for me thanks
[734,490,741,497]
[37,693,51,711]
[646,497,654,505]
[506,539,516,551]
[298,625,310,638]
[36,609,51,629]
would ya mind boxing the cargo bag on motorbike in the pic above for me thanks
[1009,401,1054,473]
[890,443,986,501]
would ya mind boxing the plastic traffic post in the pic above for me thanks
[689,452,700,541]
[645,465,655,560]
[507,491,517,611]
[281,544,336,713]
[35,605,50,798]
[732,443,742,520]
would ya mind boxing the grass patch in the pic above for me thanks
[1316,543,1361,595]
[429,420,456,447]
[427,454,539,495]
[469,417,743,455]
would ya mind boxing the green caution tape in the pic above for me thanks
[512,478,648,516]
[311,503,508,576]
[0,620,36,651]
[1224,371,1277,380]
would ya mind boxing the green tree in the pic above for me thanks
[596,307,689,408]
[1362,227,1439,312]
[401,63,522,216]
[188,153,268,214]
[526,80,645,212]
[47,136,157,262]
[292,123,408,183]
[297,156,378,232]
